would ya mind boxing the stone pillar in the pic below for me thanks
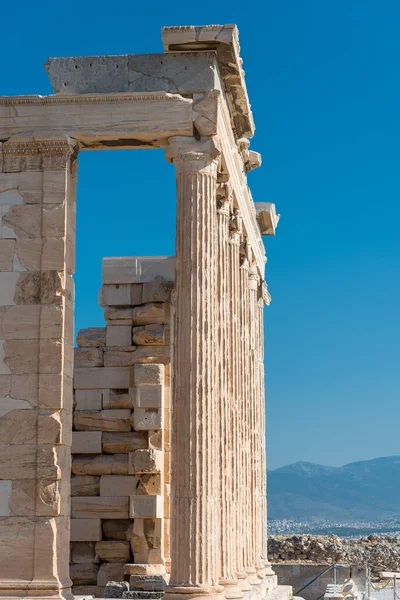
[258,282,277,591]
[216,184,242,600]
[228,212,251,595]
[0,136,77,600]
[165,136,224,600]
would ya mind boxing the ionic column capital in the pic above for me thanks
[165,135,221,174]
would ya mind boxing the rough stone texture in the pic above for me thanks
[77,327,106,348]
[71,476,100,497]
[74,410,132,432]
[104,581,130,598]
[96,541,131,563]
[269,535,400,576]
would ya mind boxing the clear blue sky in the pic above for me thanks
[3,1,399,469]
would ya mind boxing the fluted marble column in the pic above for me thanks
[216,184,243,600]
[165,136,224,600]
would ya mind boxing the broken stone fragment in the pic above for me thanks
[74,347,104,369]
[104,581,130,598]
[129,449,163,474]
[74,410,131,432]
[76,327,106,348]
[72,454,129,476]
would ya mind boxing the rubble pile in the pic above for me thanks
[268,535,400,574]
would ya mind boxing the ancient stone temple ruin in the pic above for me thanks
[0,24,289,600]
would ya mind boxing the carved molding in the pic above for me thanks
[0,91,189,105]
[1,136,79,172]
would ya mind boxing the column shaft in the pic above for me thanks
[165,137,223,600]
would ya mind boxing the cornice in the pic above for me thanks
[217,93,266,277]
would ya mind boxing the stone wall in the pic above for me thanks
[70,257,173,597]
[268,536,400,575]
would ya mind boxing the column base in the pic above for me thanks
[0,581,73,600]
[236,573,252,594]
[219,578,244,599]
[165,585,225,600]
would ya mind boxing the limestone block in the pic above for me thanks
[102,257,175,285]
[102,431,147,454]
[74,347,103,368]
[0,445,37,479]
[105,346,169,367]
[100,475,138,497]
[148,430,162,451]
[132,303,168,326]
[0,240,15,271]
[2,204,41,238]
[103,389,133,409]
[133,549,163,565]
[130,495,163,518]
[0,304,62,340]
[100,284,143,307]
[75,389,103,411]
[70,562,99,585]
[76,327,106,348]
[104,307,133,322]
[134,364,164,386]
[0,480,11,516]
[71,496,129,519]
[106,325,133,347]
[132,408,162,431]
[14,237,67,272]
[72,431,102,454]
[13,271,64,305]
[74,366,133,389]
[129,450,163,475]
[103,346,136,367]
[97,562,126,586]
[38,373,73,409]
[74,409,131,432]
[132,324,168,346]
[95,540,131,563]
[135,385,163,408]
[72,454,129,476]
[0,409,37,444]
[70,541,97,564]
[135,474,162,496]
[3,339,62,375]
[42,203,66,237]
[124,564,166,576]
[102,519,131,541]
[71,475,100,497]
[141,279,173,304]
[0,517,34,580]
[37,410,71,446]
[71,518,102,541]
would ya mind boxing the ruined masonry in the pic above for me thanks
[0,24,290,600]
[71,257,173,596]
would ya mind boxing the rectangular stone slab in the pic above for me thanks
[0,93,193,148]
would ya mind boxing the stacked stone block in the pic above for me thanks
[70,257,173,597]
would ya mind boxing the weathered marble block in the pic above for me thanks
[134,364,164,386]
[129,450,163,474]
[95,540,131,563]
[102,431,147,454]
[74,409,132,432]
[71,496,130,519]
[72,431,102,454]
[130,495,163,519]
[100,475,138,497]
[70,562,99,585]
[72,454,129,476]
[77,327,106,348]
[74,347,104,368]
[71,518,102,542]
[71,475,100,497]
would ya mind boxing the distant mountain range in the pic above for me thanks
[267,456,400,521]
